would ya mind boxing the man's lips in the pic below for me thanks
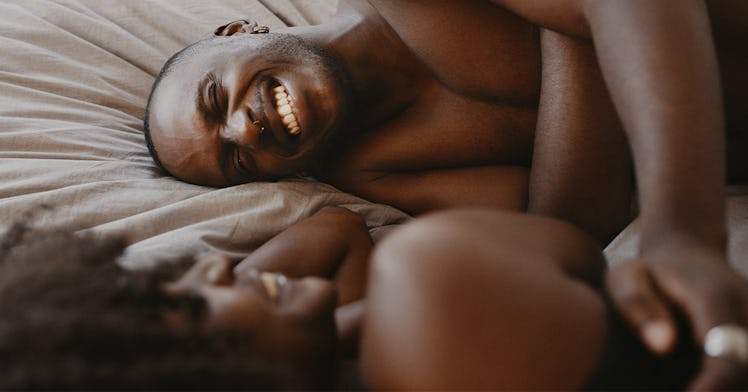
[255,77,302,156]
[272,84,301,136]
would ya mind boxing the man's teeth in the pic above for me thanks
[273,85,301,135]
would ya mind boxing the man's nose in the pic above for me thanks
[219,109,263,148]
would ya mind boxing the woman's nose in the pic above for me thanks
[201,255,235,286]
[167,254,235,292]
[220,110,263,148]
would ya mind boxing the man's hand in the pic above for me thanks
[606,245,748,390]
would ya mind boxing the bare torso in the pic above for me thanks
[321,0,747,235]
[323,0,541,214]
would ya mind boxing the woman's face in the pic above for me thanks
[164,255,337,382]
[146,28,350,186]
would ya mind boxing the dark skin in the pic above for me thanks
[362,209,615,389]
[147,0,748,388]
[361,209,744,389]
[231,206,373,358]
[323,5,748,386]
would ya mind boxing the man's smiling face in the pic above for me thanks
[146,32,350,186]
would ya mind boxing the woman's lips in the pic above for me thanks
[259,271,289,304]
[237,268,291,305]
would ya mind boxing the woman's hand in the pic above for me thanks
[234,206,373,305]
[606,245,748,390]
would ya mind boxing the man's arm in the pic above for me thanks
[337,165,529,216]
[492,0,748,388]
[496,0,725,254]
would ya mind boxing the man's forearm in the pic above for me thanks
[584,0,727,253]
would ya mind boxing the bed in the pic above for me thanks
[3,4,748,391]
[0,0,746,274]
[0,0,408,268]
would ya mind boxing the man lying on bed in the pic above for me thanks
[144,0,748,389]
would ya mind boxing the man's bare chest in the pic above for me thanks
[322,1,542,178]
[325,84,537,183]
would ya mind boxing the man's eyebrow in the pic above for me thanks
[193,72,232,185]
[193,73,222,139]
[195,72,211,117]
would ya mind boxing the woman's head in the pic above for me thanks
[144,20,352,187]
[0,223,337,389]
[164,254,338,385]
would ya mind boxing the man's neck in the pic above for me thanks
[284,0,428,132]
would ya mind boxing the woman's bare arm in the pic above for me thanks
[234,206,373,305]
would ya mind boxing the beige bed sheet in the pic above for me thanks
[606,186,748,278]
[0,0,408,268]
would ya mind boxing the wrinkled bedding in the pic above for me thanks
[0,0,408,268]
[606,186,748,278]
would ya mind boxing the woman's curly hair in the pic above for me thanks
[0,222,299,390]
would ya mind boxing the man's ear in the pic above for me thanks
[214,19,257,37]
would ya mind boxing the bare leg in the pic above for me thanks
[361,209,612,389]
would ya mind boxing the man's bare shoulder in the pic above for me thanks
[366,0,541,104]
